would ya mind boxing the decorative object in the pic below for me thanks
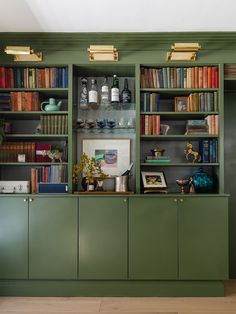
[142,171,167,190]
[151,147,165,157]
[17,154,26,163]
[107,119,116,128]
[175,96,188,112]
[41,98,62,112]
[42,149,63,162]
[191,168,214,193]
[115,175,129,192]
[176,178,191,194]
[184,142,201,163]
[166,43,201,61]
[4,46,42,62]
[96,179,104,191]
[72,153,108,190]
[88,45,118,62]
[160,124,170,135]
[82,139,130,176]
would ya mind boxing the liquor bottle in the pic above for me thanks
[111,75,119,107]
[100,76,110,109]
[89,79,99,109]
[121,162,134,176]
[121,78,131,105]
[79,77,89,110]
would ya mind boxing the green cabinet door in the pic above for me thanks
[179,197,228,280]
[0,197,28,279]
[29,197,77,279]
[79,197,127,279]
[129,197,178,279]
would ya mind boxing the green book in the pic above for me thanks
[145,159,171,163]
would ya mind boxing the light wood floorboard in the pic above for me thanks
[0,281,235,314]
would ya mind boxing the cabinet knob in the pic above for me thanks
[179,198,184,202]
[123,199,127,203]
[29,198,33,202]
[174,198,178,203]
[23,198,27,202]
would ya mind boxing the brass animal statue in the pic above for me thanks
[184,142,201,163]
[42,150,63,163]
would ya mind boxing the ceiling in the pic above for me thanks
[0,0,236,32]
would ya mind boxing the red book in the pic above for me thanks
[35,143,52,162]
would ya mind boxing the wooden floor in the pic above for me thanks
[0,281,236,314]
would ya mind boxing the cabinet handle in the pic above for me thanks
[29,198,33,202]
[174,198,178,203]
[179,198,184,202]
[23,198,27,202]
[123,199,127,203]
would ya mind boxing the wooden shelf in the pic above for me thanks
[74,191,134,195]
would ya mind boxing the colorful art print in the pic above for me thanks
[95,149,118,168]
[141,171,167,189]
[82,139,130,176]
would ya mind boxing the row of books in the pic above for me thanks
[224,65,236,78]
[141,92,160,112]
[0,142,67,162]
[31,165,67,193]
[140,92,218,113]
[140,115,160,135]
[199,139,218,163]
[140,66,219,89]
[0,93,11,111]
[40,114,68,134]
[0,67,68,88]
[187,92,218,112]
[0,142,35,162]
[10,92,40,111]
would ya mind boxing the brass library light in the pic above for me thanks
[4,46,42,61]
[87,45,118,62]
[166,43,201,61]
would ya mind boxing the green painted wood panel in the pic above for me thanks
[79,197,128,279]
[179,197,228,280]
[29,197,77,279]
[0,197,28,279]
[129,197,178,279]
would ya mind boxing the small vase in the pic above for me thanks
[81,177,88,191]
[87,184,95,192]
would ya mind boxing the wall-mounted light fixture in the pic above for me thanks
[88,45,118,62]
[4,46,42,61]
[166,43,201,61]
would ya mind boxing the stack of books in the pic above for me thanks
[145,155,171,164]
[185,120,209,135]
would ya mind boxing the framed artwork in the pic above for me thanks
[175,96,188,112]
[141,171,167,189]
[82,139,130,176]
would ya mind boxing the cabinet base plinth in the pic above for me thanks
[0,280,225,297]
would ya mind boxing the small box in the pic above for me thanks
[0,181,30,193]
[18,154,26,162]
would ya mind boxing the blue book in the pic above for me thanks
[38,183,68,193]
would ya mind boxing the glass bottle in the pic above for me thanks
[100,76,110,109]
[111,75,119,107]
[121,78,131,107]
[89,79,99,109]
[79,77,89,110]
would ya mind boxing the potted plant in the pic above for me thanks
[72,153,109,191]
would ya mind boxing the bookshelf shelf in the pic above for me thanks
[0,162,68,166]
[141,134,218,140]
[5,134,68,139]
[0,111,68,120]
[140,162,219,167]
[140,88,218,93]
